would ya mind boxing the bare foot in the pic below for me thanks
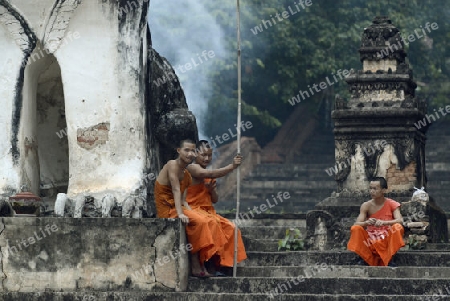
[190,252,213,277]
[191,269,213,278]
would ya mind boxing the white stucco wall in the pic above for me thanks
[0,20,24,194]
[55,0,147,200]
[8,0,55,40]
[1,0,149,203]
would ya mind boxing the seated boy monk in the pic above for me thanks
[154,139,226,277]
[186,140,247,275]
[347,177,405,266]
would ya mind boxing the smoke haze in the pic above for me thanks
[148,2,226,138]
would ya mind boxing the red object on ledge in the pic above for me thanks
[9,191,42,216]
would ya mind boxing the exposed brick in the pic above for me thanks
[77,122,110,150]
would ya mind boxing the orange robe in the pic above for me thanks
[347,198,405,266]
[154,170,224,264]
[186,178,247,267]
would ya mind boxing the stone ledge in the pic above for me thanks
[0,217,188,292]
[0,292,447,301]
[219,213,307,220]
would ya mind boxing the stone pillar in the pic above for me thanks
[307,16,447,249]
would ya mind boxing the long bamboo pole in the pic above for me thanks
[233,0,242,278]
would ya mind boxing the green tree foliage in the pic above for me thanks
[180,0,450,146]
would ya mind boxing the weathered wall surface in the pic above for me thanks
[0,0,199,217]
[0,0,151,204]
[0,217,189,292]
[0,2,32,197]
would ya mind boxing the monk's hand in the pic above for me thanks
[366,218,377,226]
[205,179,217,192]
[233,155,242,169]
[375,219,385,227]
[178,213,189,224]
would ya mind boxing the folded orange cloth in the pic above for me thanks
[187,178,247,267]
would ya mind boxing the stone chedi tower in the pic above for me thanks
[306,17,446,249]
[334,16,427,198]
[0,0,197,216]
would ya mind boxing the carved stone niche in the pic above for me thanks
[306,210,353,250]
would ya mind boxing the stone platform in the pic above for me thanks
[0,217,189,293]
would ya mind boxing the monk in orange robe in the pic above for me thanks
[186,140,247,273]
[154,139,225,277]
[347,177,405,266]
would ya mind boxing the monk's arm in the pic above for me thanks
[187,155,241,179]
[353,203,371,227]
[187,164,234,178]
[210,188,218,203]
[167,162,189,223]
[182,189,192,210]
[206,179,218,203]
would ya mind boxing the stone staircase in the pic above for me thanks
[425,118,450,212]
[215,127,336,214]
[137,217,450,300]
[170,215,450,300]
[3,216,450,300]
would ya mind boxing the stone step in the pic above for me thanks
[224,215,306,227]
[240,181,336,190]
[243,240,450,254]
[217,215,307,229]
[426,147,450,155]
[214,200,319,213]
[294,157,335,165]
[244,251,450,267]
[186,277,450,295]
[251,163,334,173]
[247,172,337,181]
[426,170,450,177]
[427,181,450,187]
[234,194,332,205]
[3,292,448,301]
[244,169,335,178]
[421,243,450,251]
[426,157,450,163]
[240,226,306,240]
[235,191,333,201]
[245,169,334,181]
[243,238,281,252]
[237,265,450,278]
[427,148,450,156]
[245,170,335,177]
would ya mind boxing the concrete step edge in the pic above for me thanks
[186,277,450,295]
[237,266,450,278]
[2,292,447,300]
